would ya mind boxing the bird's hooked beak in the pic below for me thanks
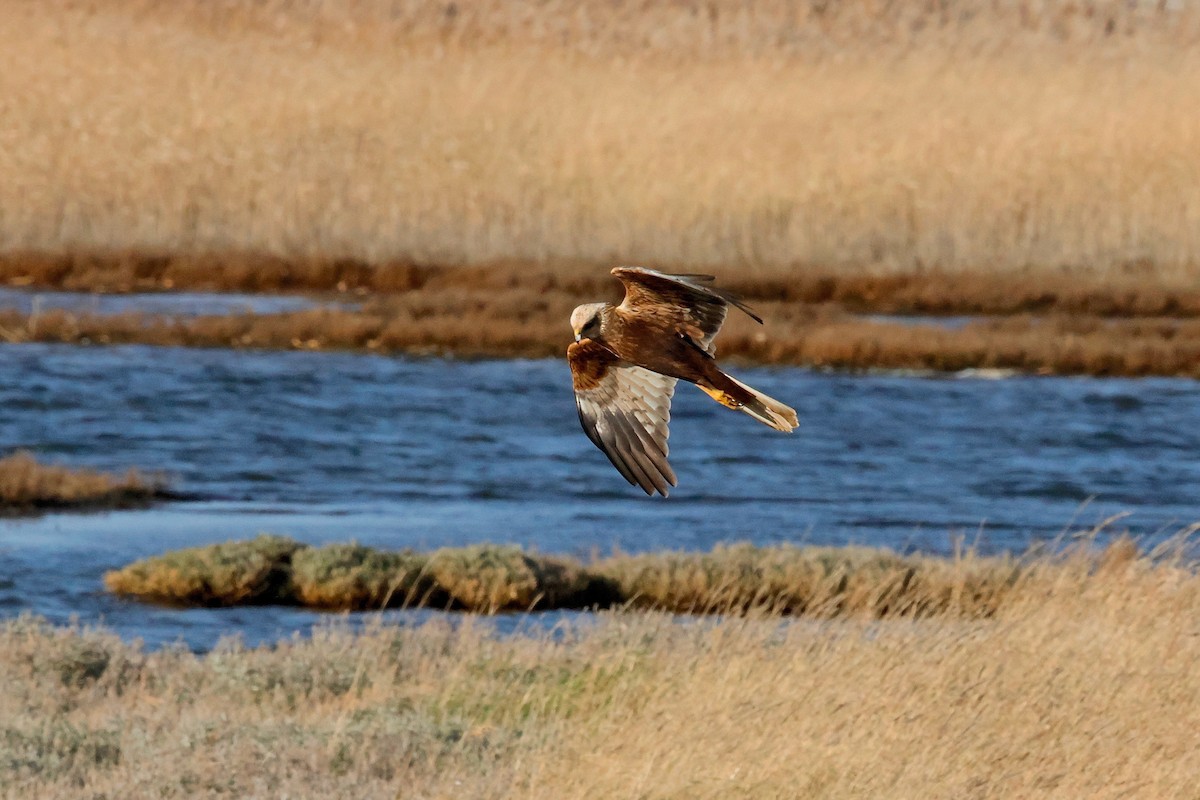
[573,330,582,342]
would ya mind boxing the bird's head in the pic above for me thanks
[570,303,607,342]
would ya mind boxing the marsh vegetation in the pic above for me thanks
[4,1,1200,373]
[4,3,1199,794]
[2,266,1200,379]
[0,451,169,516]
[5,2,1200,279]
[106,534,1150,620]
[7,534,1200,798]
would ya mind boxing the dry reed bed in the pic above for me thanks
[105,534,1133,618]
[116,0,1200,56]
[7,535,1200,798]
[0,451,169,516]
[4,300,1200,378]
[5,2,1200,277]
[6,253,1200,318]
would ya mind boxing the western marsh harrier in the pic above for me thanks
[568,267,798,496]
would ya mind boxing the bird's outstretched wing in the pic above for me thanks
[611,266,762,354]
[567,338,678,496]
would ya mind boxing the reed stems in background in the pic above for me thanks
[3,1,1200,279]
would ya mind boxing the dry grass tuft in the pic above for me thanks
[0,451,168,516]
[8,535,1200,797]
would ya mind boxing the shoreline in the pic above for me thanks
[4,252,1200,318]
[3,253,1199,378]
[2,303,1198,379]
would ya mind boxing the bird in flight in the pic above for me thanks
[567,267,797,496]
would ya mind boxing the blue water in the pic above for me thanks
[2,344,1197,650]
[861,314,982,330]
[0,287,355,317]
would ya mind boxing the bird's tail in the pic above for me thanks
[698,374,798,433]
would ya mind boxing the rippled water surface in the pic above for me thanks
[2,344,1197,649]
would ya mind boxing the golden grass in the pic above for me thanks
[0,450,168,515]
[103,535,1118,619]
[4,2,1200,278]
[8,535,1200,797]
[597,542,1022,617]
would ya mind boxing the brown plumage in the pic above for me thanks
[568,267,798,496]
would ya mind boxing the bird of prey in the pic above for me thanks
[567,267,798,496]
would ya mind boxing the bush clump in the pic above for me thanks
[104,534,301,607]
[426,545,603,611]
[290,543,443,610]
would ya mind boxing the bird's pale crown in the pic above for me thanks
[570,303,607,341]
